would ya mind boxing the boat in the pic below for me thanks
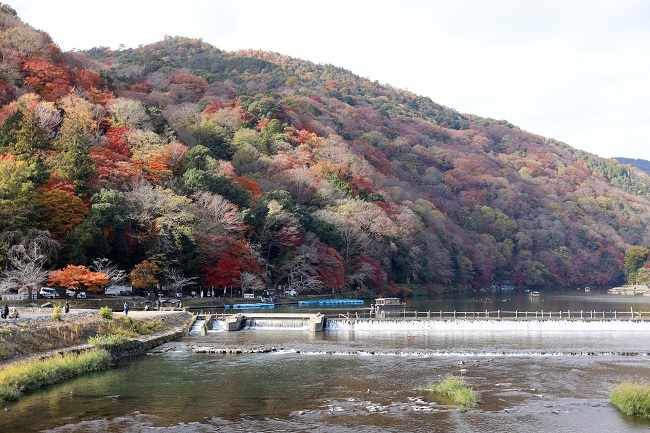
[298,299,364,306]
[529,291,540,297]
[371,297,406,317]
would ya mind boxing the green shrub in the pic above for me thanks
[430,375,477,411]
[611,380,650,417]
[52,305,62,321]
[99,306,113,320]
[88,333,129,350]
[0,349,111,404]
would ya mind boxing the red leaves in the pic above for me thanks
[234,176,263,204]
[48,265,109,293]
[105,126,133,157]
[198,236,263,288]
[166,73,208,102]
[201,256,242,288]
[350,255,385,288]
[22,56,71,102]
[203,101,227,114]
[89,146,141,190]
[0,80,15,104]
[20,54,111,103]
[130,82,153,94]
[315,245,345,290]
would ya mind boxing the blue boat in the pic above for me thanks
[298,299,364,306]
[232,303,275,309]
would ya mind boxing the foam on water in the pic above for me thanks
[245,318,310,330]
[326,318,650,332]
[188,319,206,335]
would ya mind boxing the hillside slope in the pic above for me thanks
[1,9,649,293]
[615,157,650,176]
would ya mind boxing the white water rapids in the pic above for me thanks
[326,318,650,332]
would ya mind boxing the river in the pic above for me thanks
[2,289,650,432]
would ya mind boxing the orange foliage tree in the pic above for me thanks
[48,265,109,294]
[130,260,159,298]
[37,189,89,241]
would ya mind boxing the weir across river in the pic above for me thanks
[189,309,650,334]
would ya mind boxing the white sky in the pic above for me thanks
[9,0,650,160]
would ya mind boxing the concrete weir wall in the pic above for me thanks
[218,313,326,332]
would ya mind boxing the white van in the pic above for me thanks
[105,285,133,296]
[39,287,60,299]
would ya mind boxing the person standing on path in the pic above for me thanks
[64,299,70,314]
[123,302,129,316]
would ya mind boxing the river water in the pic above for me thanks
[2,289,650,432]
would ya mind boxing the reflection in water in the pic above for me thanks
[2,291,650,432]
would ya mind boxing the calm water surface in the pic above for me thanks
[2,290,650,432]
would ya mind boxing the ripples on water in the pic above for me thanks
[3,291,650,432]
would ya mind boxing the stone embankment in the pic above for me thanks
[0,308,194,365]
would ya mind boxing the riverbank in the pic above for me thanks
[0,308,194,364]
[0,308,194,405]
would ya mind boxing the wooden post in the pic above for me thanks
[497,310,500,319]
[515,310,518,319]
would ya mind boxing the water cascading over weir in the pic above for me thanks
[192,313,327,334]
[190,309,650,334]
[324,317,650,332]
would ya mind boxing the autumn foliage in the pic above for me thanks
[1,10,649,296]
[48,265,109,293]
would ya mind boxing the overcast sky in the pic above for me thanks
[9,0,650,160]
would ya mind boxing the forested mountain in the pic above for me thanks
[1,5,649,295]
[615,158,650,176]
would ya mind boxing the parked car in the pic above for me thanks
[39,287,60,299]
[284,289,298,297]
[65,288,86,299]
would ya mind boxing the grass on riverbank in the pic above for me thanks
[429,375,477,411]
[610,380,650,417]
[0,349,111,404]
[0,312,168,363]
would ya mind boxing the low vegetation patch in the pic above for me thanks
[0,349,111,404]
[99,306,113,320]
[88,333,130,350]
[52,305,63,321]
[610,380,650,417]
[429,375,477,411]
